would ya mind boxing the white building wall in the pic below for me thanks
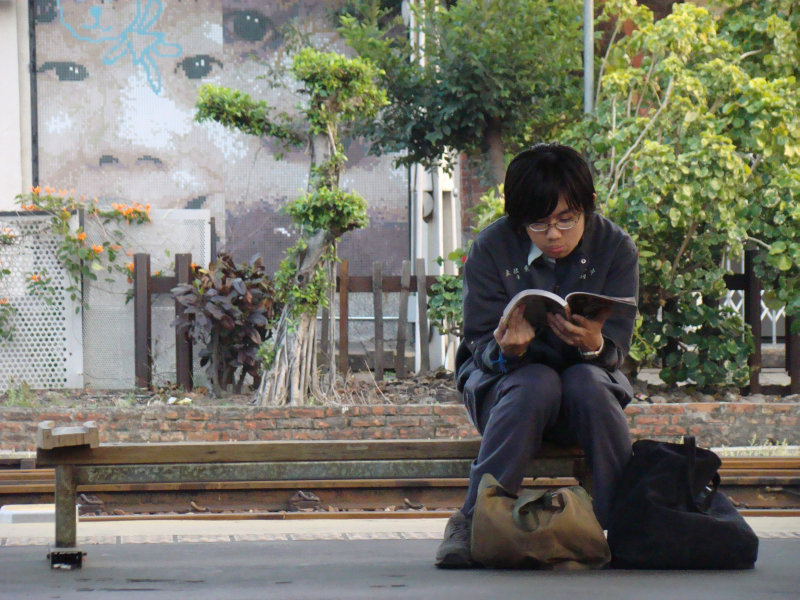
[0,1,30,209]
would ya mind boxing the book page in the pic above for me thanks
[565,292,637,320]
[502,289,567,328]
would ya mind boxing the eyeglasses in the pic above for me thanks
[526,214,581,233]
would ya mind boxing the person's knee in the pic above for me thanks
[493,364,561,420]
[561,364,615,410]
[497,363,560,399]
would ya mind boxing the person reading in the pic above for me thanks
[435,143,639,568]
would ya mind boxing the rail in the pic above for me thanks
[3,456,798,518]
[32,421,588,568]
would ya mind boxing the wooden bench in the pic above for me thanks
[35,421,588,569]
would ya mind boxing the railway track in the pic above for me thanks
[2,456,799,519]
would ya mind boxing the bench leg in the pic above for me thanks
[573,457,594,496]
[50,465,84,569]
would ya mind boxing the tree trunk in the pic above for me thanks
[485,117,506,186]
[255,131,340,406]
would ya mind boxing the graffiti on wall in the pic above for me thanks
[58,0,182,94]
[34,0,409,275]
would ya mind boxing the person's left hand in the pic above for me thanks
[546,309,610,353]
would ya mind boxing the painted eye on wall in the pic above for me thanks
[39,62,89,82]
[35,0,58,24]
[174,55,223,80]
[99,155,120,167]
[138,155,164,167]
[224,10,273,42]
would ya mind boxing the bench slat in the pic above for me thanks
[37,439,583,467]
[74,458,580,485]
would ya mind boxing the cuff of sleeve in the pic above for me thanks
[580,338,605,360]
[490,347,527,373]
[587,336,622,371]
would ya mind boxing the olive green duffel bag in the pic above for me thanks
[471,473,611,570]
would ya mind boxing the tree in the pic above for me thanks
[195,48,387,405]
[339,0,584,184]
[715,0,800,334]
[564,0,800,388]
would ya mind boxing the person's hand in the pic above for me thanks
[546,307,612,353]
[494,305,535,357]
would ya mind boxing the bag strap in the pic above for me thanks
[684,436,718,512]
[684,436,698,510]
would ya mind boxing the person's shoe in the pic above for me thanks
[435,510,473,568]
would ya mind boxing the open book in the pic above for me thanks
[501,289,637,328]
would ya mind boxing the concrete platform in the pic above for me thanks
[637,367,792,389]
[1,517,799,599]
[0,504,59,524]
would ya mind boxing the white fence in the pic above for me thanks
[0,209,210,391]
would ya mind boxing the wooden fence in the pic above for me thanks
[133,251,799,394]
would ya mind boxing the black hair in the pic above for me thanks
[504,143,596,230]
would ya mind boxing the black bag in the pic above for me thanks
[607,437,759,569]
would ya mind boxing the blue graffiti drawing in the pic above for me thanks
[58,0,182,94]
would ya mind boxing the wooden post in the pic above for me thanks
[372,261,384,381]
[744,250,761,394]
[133,253,152,389]
[395,260,411,378]
[415,258,430,373]
[787,316,800,394]
[54,465,77,548]
[174,253,193,392]
[338,260,349,375]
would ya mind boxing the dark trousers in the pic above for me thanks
[461,363,633,528]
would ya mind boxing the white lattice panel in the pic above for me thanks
[0,213,83,390]
[82,209,211,389]
[723,256,786,343]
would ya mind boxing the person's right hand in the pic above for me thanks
[494,305,535,358]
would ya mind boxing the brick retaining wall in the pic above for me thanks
[1,402,798,452]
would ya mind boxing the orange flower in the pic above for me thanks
[126,262,134,272]
[190,262,199,269]
[76,232,87,242]
[112,244,121,251]
[0,298,8,305]
[154,270,161,277]
[30,185,41,195]
[30,274,41,282]
[92,244,104,254]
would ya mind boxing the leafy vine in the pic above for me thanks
[0,186,150,341]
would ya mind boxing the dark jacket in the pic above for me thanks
[455,212,639,402]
